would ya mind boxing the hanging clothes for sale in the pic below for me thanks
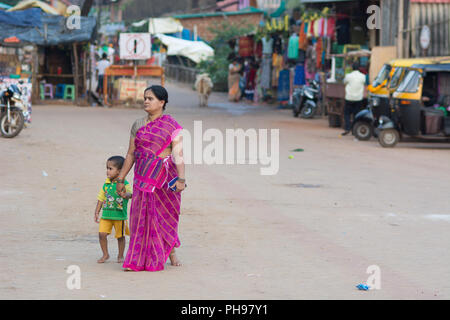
[305,43,316,80]
[239,36,254,57]
[299,22,308,51]
[262,36,274,55]
[307,20,314,37]
[327,17,336,40]
[277,69,290,102]
[260,54,272,89]
[272,53,284,87]
[294,64,306,86]
[314,19,321,38]
[316,38,323,69]
[287,33,299,60]
[322,18,328,38]
[319,17,325,37]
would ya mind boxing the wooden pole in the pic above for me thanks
[398,0,404,58]
[83,47,87,105]
[73,43,80,105]
[31,45,38,104]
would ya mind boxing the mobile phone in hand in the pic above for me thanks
[168,177,178,191]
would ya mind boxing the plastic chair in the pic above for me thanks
[55,84,65,99]
[63,85,75,101]
[39,84,44,100]
[43,84,53,99]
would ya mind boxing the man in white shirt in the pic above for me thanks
[342,62,366,135]
[96,53,111,96]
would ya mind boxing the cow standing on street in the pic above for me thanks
[195,73,213,107]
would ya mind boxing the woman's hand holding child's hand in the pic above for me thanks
[116,182,125,197]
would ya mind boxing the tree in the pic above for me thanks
[81,0,94,16]
[197,22,254,91]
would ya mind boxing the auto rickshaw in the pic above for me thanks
[377,63,450,147]
[352,58,437,140]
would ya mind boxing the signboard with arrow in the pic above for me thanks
[119,33,151,60]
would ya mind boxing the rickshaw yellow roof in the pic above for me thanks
[388,57,450,67]
[389,58,435,67]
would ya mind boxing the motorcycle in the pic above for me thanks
[0,81,26,138]
[292,80,320,119]
[352,95,392,141]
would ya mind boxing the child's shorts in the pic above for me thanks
[99,219,130,238]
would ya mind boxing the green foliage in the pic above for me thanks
[197,22,255,92]
[286,0,305,10]
[1,0,20,6]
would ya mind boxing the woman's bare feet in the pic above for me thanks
[169,251,182,266]
[117,256,124,263]
[97,254,110,263]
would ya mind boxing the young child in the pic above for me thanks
[94,156,132,263]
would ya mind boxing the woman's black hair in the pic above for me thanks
[144,85,168,110]
[108,156,125,169]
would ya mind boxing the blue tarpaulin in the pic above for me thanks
[168,29,205,43]
[0,7,41,28]
[0,8,96,45]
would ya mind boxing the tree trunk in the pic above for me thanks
[81,0,94,16]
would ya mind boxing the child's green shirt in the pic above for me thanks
[97,179,132,220]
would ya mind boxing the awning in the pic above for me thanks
[269,0,285,18]
[148,17,183,34]
[0,8,96,45]
[155,34,214,64]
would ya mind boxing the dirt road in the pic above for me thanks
[1,81,450,299]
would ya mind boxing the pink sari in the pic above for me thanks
[123,114,183,272]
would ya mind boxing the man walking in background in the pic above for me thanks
[96,53,111,97]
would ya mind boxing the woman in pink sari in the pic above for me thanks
[116,85,186,271]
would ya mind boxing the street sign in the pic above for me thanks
[119,33,151,60]
[420,25,431,50]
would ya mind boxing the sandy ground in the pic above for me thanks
[1,80,450,300]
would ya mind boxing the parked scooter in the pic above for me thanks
[292,80,320,119]
[0,82,26,138]
[351,96,388,141]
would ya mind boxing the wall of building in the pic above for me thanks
[122,0,216,21]
[178,12,264,42]
[408,1,450,57]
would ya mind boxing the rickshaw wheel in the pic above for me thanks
[353,121,373,141]
[378,129,399,148]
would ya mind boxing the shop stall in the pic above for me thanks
[223,1,375,110]
[0,43,35,124]
[324,49,371,128]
